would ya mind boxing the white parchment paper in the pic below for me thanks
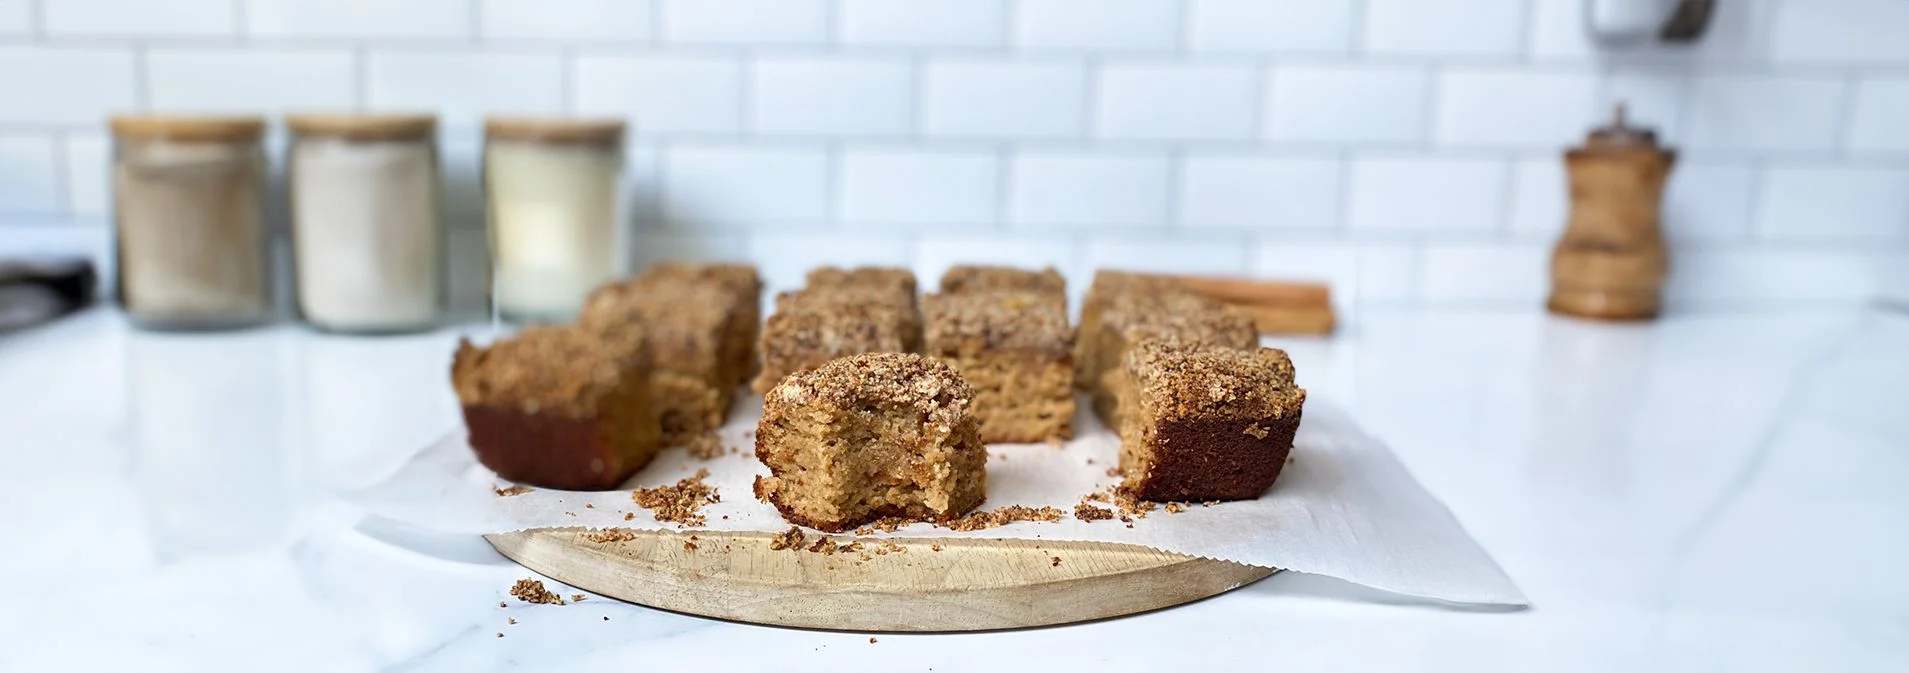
[353,396,1526,606]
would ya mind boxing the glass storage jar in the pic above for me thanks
[111,115,271,330]
[287,113,443,333]
[482,117,626,323]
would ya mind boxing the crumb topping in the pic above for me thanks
[450,326,645,415]
[923,291,1072,357]
[765,353,974,424]
[1126,342,1306,421]
[630,470,719,527]
[939,265,1066,295]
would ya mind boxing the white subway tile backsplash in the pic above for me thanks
[479,0,654,43]
[838,0,1005,48]
[1527,0,1778,63]
[246,0,471,39]
[1009,152,1171,228]
[1013,0,1179,52]
[1419,243,1549,304]
[366,51,564,127]
[660,0,827,46]
[1664,161,1755,241]
[574,56,742,135]
[148,50,355,114]
[1436,70,1599,148]
[1264,65,1429,144]
[914,236,1082,294]
[1187,0,1352,54]
[1254,242,1418,304]
[748,234,913,293]
[0,48,138,125]
[1085,237,1249,277]
[1179,155,1339,230]
[1097,64,1256,141]
[63,134,110,217]
[1756,166,1909,243]
[663,145,830,226]
[1507,157,1567,238]
[1847,77,1909,154]
[44,0,234,37]
[1683,75,1845,152]
[840,149,998,227]
[0,1,30,35]
[923,60,1086,139]
[0,136,61,214]
[751,58,913,137]
[1667,249,1904,305]
[1772,0,1909,64]
[1364,0,1526,58]
[1347,157,1506,234]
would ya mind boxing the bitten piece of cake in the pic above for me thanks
[924,290,1075,443]
[451,326,662,490]
[1112,341,1305,502]
[754,353,987,532]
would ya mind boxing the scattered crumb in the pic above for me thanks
[509,578,566,605]
[769,526,806,551]
[603,616,610,621]
[624,512,635,521]
[1165,502,1187,514]
[583,503,594,509]
[563,511,576,517]
[1112,490,1158,520]
[1242,422,1269,439]
[1073,503,1114,522]
[869,637,878,644]
[840,541,864,554]
[1084,491,1110,503]
[1287,456,1296,464]
[493,485,533,497]
[1051,556,1062,567]
[808,537,838,554]
[584,529,637,544]
[941,506,1065,532]
[1202,501,1219,508]
[930,544,943,552]
[498,601,507,608]
[1105,467,1123,477]
[507,617,517,625]
[497,632,504,638]
[572,594,586,602]
[631,469,719,527]
[684,432,726,460]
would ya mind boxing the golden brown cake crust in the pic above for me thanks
[939,265,1066,295]
[450,326,643,417]
[763,352,975,421]
[923,291,1071,358]
[1129,342,1303,421]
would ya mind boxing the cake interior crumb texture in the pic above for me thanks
[452,326,662,490]
[924,291,1075,443]
[1116,341,1305,502]
[754,353,987,532]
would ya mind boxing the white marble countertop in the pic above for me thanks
[3,307,1906,672]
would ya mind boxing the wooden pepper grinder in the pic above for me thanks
[1548,104,1675,321]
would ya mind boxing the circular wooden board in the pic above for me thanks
[485,527,1277,632]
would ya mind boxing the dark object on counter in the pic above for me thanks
[1549,104,1674,322]
[111,115,273,331]
[0,257,97,333]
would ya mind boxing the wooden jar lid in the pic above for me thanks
[287,113,437,141]
[109,115,267,142]
[484,116,626,144]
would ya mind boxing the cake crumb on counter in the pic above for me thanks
[509,578,566,605]
[630,469,719,527]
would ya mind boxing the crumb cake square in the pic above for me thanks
[578,273,745,445]
[451,326,662,490]
[924,291,1075,443]
[638,262,763,386]
[753,353,987,532]
[1113,341,1305,502]
[1075,270,1180,390]
[939,265,1066,296]
[752,289,915,394]
[805,266,923,352]
[1087,290,1258,430]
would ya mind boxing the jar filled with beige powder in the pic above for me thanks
[287,113,443,333]
[111,116,271,330]
[483,117,626,323]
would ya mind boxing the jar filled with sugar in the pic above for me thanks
[111,115,271,330]
[287,113,444,333]
[482,117,627,323]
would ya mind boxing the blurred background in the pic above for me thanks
[0,0,1904,318]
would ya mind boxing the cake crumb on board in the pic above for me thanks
[769,526,806,551]
[572,594,586,602]
[584,529,637,544]
[630,469,719,527]
[493,485,533,497]
[1051,556,1062,567]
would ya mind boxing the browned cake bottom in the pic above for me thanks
[947,354,1074,443]
[463,401,662,491]
[1123,413,1302,501]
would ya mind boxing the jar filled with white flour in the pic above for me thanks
[287,114,443,333]
[111,116,271,330]
[482,117,626,323]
